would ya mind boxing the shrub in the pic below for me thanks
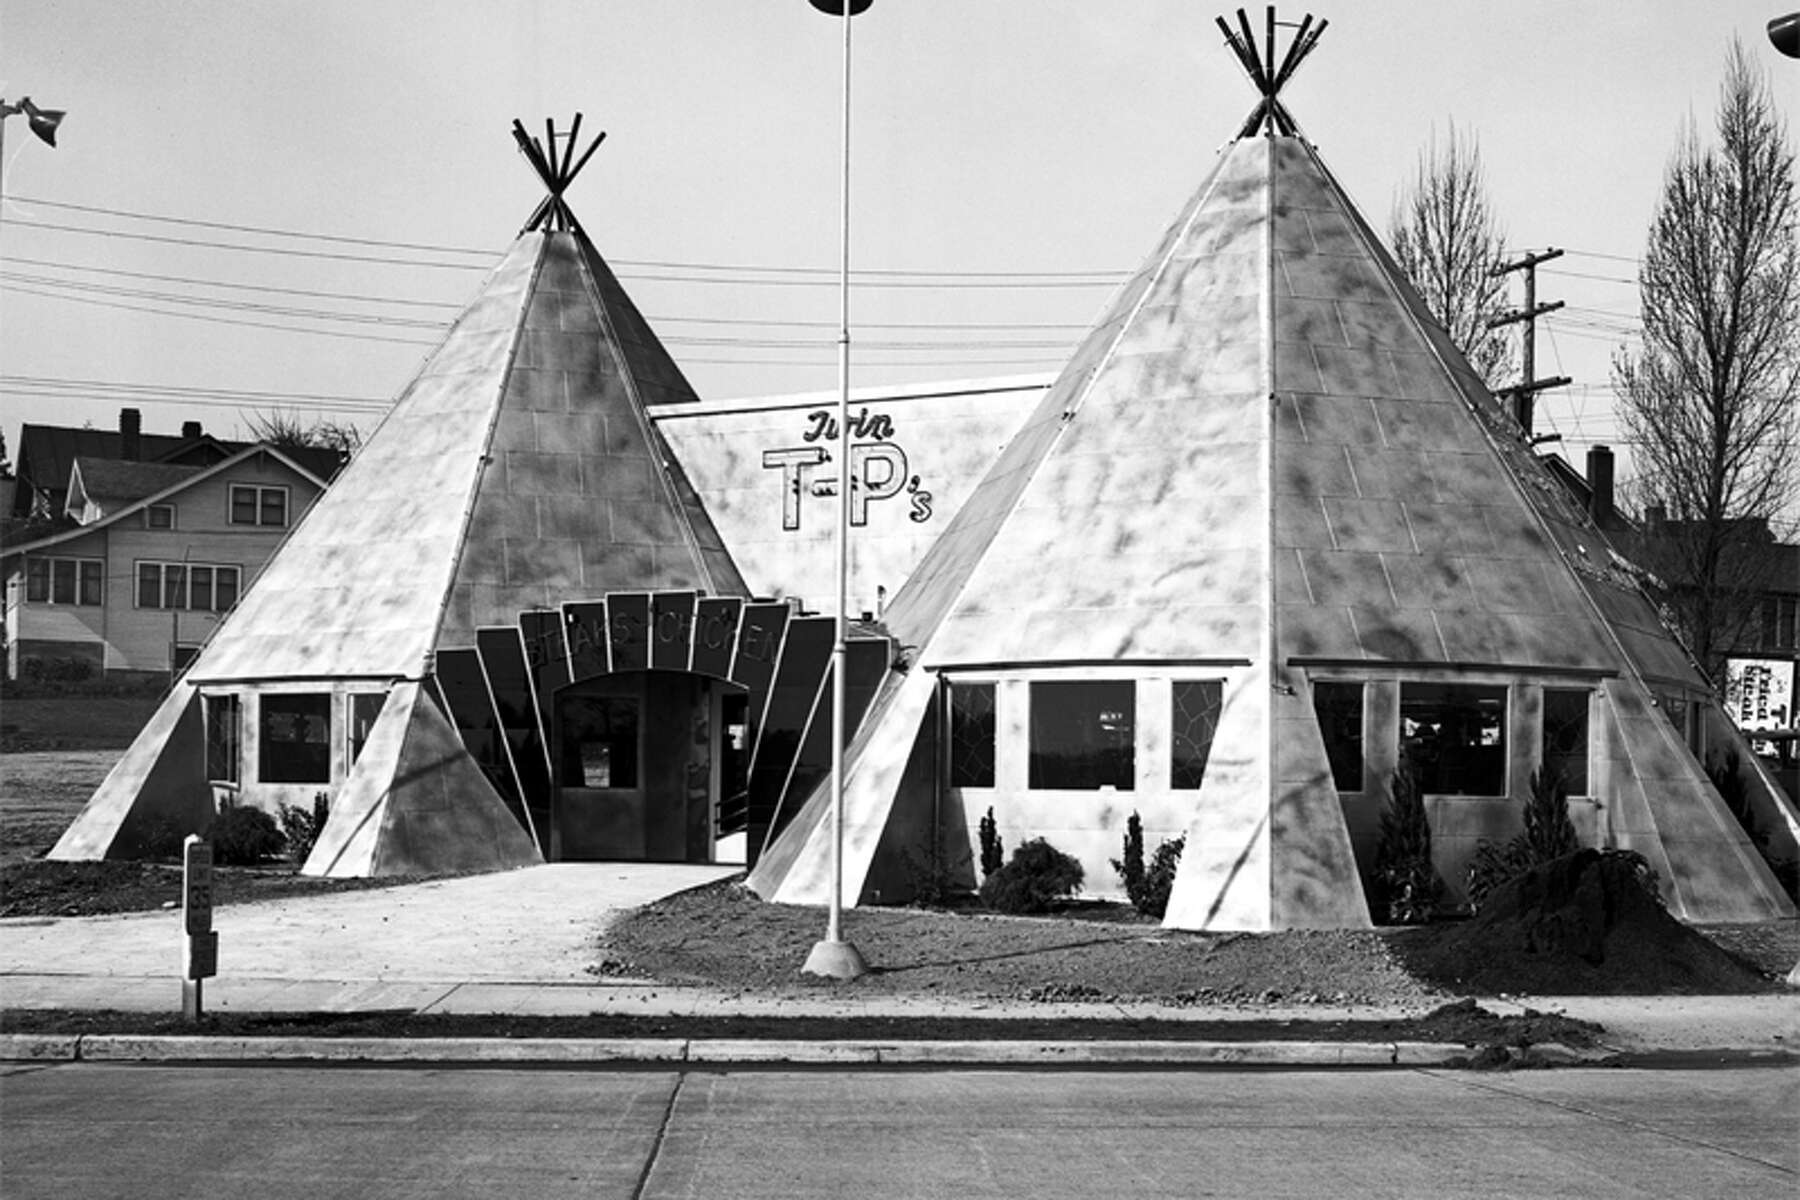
[979,837,1084,914]
[1111,812,1185,918]
[279,791,331,869]
[209,800,286,866]
[1465,768,1582,913]
[1374,765,1440,924]
[977,807,1004,878]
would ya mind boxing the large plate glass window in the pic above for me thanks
[1313,681,1364,791]
[1029,680,1134,790]
[260,693,332,784]
[948,681,997,788]
[1399,682,1507,796]
[347,692,388,767]
[1170,680,1222,789]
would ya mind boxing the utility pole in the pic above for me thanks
[1488,247,1571,438]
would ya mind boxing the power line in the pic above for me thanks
[4,281,444,346]
[9,254,1093,330]
[3,271,450,330]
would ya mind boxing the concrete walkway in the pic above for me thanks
[3,864,1796,1065]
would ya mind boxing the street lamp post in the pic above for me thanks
[802,0,871,982]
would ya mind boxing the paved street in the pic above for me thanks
[4,1062,1794,1199]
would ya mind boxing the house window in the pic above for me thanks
[1400,682,1507,796]
[25,557,103,606]
[136,562,241,612]
[1170,680,1223,789]
[230,484,288,527]
[204,694,241,785]
[260,693,332,784]
[1760,596,1798,651]
[1029,680,1135,790]
[347,692,387,766]
[559,695,639,789]
[145,504,175,530]
[1313,680,1364,792]
[948,681,997,788]
[1541,689,1590,796]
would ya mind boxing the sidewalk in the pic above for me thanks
[4,863,1795,1066]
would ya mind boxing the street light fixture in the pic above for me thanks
[801,0,872,982]
[0,95,64,220]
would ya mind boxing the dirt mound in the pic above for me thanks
[1404,850,1771,995]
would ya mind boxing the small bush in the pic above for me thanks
[1374,764,1440,924]
[209,801,286,866]
[1111,812,1185,918]
[1466,769,1581,913]
[979,837,1084,914]
[977,807,1004,878]
[279,791,331,868]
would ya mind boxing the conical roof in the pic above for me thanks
[882,132,1636,676]
[191,225,745,684]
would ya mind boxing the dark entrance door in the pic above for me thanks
[553,670,731,862]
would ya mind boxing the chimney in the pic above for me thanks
[119,408,142,461]
[1586,444,1615,526]
[182,420,203,440]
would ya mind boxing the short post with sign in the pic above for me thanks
[182,834,217,1022]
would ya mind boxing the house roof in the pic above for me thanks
[186,218,747,684]
[1,444,329,560]
[12,424,344,517]
[67,457,203,515]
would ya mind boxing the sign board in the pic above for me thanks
[1725,658,1797,754]
[183,835,213,936]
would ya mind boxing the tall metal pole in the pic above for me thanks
[804,0,868,980]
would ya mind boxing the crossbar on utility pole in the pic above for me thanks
[1488,247,1570,436]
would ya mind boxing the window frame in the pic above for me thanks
[228,484,290,528]
[1540,687,1592,797]
[258,692,334,785]
[1169,679,1224,790]
[1398,680,1510,798]
[23,556,104,607]
[134,560,242,612]
[204,693,242,785]
[947,679,998,789]
[1027,678,1137,792]
[144,503,176,530]
[1312,679,1365,793]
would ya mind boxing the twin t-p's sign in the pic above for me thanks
[761,406,933,532]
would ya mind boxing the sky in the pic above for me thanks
[1,1,1794,505]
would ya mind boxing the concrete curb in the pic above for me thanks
[0,1033,1608,1068]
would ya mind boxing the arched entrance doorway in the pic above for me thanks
[552,669,749,863]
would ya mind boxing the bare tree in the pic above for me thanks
[244,410,363,464]
[1620,44,1800,683]
[1389,123,1513,388]
[1614,41,1800,684]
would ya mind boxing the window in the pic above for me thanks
[559,696,639,788]
[136,561,241,612]
[1171,680,1222,789]
[1760,596,1798,651]
[24,557,102,606]
[1313,680,1364,792]
[1541,689,1590,796]
[347,692,387,766]
[204,694,241,784]
[145,504,175,529]
[1029,680,1134,790]
[1399,682,1507,796]
[230,484,288,527]
[948,682,997,788]
[260,693,332,784]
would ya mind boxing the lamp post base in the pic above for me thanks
[802,937,869,980]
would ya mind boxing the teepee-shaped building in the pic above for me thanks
[748,17,1795,928]
[52,120,757,876]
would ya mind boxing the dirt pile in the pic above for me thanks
[1404,849,1771,995]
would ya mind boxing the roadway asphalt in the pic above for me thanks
[2,863,1795,1066]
